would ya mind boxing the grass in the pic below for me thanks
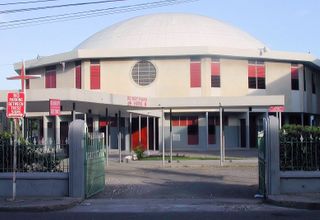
[141,155,242,161]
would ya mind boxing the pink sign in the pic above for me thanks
[7,92,25,118]
[49,99,61,116]
[127,96,147,107]
[269,106,285,112]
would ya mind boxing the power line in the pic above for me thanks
[0,0,128,14]
[0,0,198,30]
[0,0,60,6]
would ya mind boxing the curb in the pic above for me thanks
[265,196,320,210]
[0,197,83,212]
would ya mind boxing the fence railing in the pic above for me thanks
[0,139,69,173]
[280,136,320,171]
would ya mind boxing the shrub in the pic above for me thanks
[134,146,145,160]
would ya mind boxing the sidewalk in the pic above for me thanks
[266,193,320,210]
[0,197,82,212]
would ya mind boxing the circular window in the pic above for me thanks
[131,61,156,86]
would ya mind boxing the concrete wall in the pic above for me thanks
[0,173,68,197]
[25,57,320,115]
[280,172,320,193]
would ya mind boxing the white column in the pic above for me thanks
[93,116,99,132]
[162,108,165,167]
[129,113,132,151]
[43,115,48,146]
[246,111,250,149]
[55,115,61,149]
[147,116,149,151]
[206,111,209,150]
[138,115,141,145]
[169,109,172,163]
[153,117,156,151]
[219,104,224,166]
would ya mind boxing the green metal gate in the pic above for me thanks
[84,132,106,198]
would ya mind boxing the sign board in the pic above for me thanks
[268,106,285,112]
[127,96,147,107]
[6,92,25,118]
[49,99,61,116]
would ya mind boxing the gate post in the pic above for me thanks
[266,116,280,195]
[68,120,87,198]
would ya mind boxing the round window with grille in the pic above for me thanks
[131,61,156,86]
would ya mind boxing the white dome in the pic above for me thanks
[75,13,266,51]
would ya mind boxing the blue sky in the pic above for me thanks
[0,0,319,89]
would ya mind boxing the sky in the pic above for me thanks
[0,0,319,90]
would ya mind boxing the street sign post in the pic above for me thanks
[6,92,25,118]
[6,92,25,201]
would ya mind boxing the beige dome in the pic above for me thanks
[75,13,267,52]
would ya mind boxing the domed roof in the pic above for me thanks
[75,13,266,51]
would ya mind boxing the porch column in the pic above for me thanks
[93,115,99,132]
[55,115,61,149]
[206,111,209,150]
[246,111,250,149]
[147,116,149,151]
[105,108,109,166]
[169,109,172,163]
[161,108,165,167]
[219,104,224,166]
[138,115,141,145]
[117,112,121,163]
[129,113,132,151]
[153,117,156,151]
[43,115,48,146]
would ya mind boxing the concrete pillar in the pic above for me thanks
[266,116,280,195]
[68,120,86,198]
[43,115,48,146]
[129,113,132,151]
[205,112,209,150]
[219,104,224,166]
[147,116,149,150]
[138,115,141,145]
[153,117,156,151]
[92,116,99,132]
[246,111,250,149]
[161,108,165,167]
[169,109,172,163]
[55,116,61,148]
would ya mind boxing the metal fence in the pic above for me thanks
[280,136,320,171]
[0,139,69,173]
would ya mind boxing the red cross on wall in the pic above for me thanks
[7,62,40,91]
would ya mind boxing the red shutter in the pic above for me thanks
[190,62,201,87]
[257,66,265,78]
[211,62,220,76]
[90,65,100,89]
[291,66,299,79]
[45,69,56,88]
[75,65,81,89]
[172,116,180,126]
[248,65,256,77]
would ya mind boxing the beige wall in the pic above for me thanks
[25,56,320,114]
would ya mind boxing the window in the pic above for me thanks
[211,58,220,87]
[208,116,215,144]
[26,70,30,89]
[131,61,156,86]
[190,58,201,88]
[248,60,265,89]
[187,116,198,145]
[312,73,316,94]
[291,64,299,90]
[90,60,100,90]
[45,66,56,88]
[75,61,81,89]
